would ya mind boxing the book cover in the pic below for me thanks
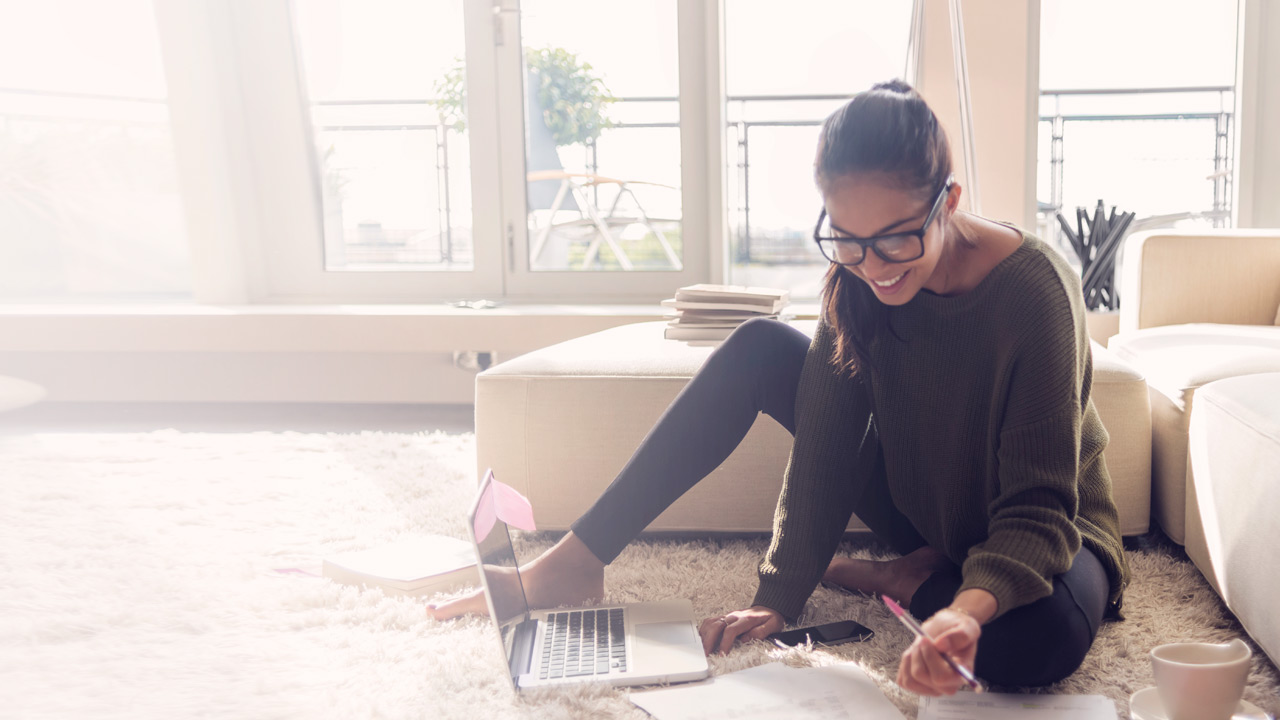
[667,316,776,328]
[674,284,790,303]
[661,298,788,314]
[664,311,778,323]
[322,535,479,597]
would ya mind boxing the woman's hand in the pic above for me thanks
[896,607,982,696]
[698,605,785,655]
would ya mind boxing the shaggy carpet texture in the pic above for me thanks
[1,430,1276,720]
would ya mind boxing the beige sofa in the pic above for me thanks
[1105,229,1280,665]
[1107,230,1280,544]
[476,319,1153,537]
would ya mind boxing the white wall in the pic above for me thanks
[1236,0,1280,228]
[917,0,1039,230]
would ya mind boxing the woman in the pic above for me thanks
[429,79,1129,695]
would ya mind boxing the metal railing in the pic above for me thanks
[726,94,850,264]
[312,98,460,264]
[1039,85,1234,229]
[568,93,841,266]
[7,85,1234,270]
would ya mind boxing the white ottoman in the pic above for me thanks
[1185,372,1280,664]
[0,375,46,414]
[476,320,1152,535]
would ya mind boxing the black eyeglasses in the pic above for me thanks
[813,175,954,267]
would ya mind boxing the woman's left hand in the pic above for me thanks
[895,608,981,696]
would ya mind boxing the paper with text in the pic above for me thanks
[919,691,1116,720]
[628,661,905,720]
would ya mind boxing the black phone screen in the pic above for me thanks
[767,620,874,647]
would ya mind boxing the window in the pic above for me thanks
[519,0,683,274]
[492,0,710,300]
[293,1,473,273]
[0,0,190,301]
[13,2,1250,308]
[723,0,912,301]
[1038,0,1240,252]
[276,0,708,302]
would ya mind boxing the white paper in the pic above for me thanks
[323,535,473,582]
[918,691,1116,720]
[628,661,905,720]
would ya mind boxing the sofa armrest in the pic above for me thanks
[1119,230,1280,333]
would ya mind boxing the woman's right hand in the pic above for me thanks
[697,605,785,655]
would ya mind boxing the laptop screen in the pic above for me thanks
[473,512,529,627]
[469,471,534,682]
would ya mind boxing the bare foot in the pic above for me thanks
[822,546,952,608]
[426,531,606,621]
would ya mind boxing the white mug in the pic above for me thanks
[1150,639,1252,720]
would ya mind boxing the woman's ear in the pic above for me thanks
[945,181,963,216]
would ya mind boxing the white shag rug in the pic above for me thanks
[1,430,1277,720]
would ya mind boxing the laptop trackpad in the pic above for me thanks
[633,621,705,671]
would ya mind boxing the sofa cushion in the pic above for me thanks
[1108,324,1280,410]
[1107,323,1280,543]
[1185,372,1280,665]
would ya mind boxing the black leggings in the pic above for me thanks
[570,317,1109,686]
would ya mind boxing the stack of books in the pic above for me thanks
[661,284,790,345]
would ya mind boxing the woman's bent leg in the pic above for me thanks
[572,318,811,564]
[909,546,1110,686]
[429,318,810,621]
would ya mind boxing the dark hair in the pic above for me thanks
[815,79,953,376]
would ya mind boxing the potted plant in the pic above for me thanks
[432,46,617,149]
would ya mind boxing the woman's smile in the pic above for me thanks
[867,268,910,295]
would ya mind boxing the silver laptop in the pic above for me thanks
[467,469,709,690]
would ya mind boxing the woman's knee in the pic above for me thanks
[722,316,792,349]
[718,318,809,370]
[975,602,1094,686]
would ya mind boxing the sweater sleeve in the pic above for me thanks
[751,320,872,621]
[958,280,1088,619]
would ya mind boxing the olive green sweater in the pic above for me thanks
[752,231,1130,622]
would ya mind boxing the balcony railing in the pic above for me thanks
[1039,85,1234,232]
[604,90,1236,266]
[312,98,464,265]
[7,85,1232,272]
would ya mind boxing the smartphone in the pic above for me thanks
[767,620,874,648]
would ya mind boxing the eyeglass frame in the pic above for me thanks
[813,174,955,267]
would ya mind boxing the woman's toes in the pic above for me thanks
[425,592,487,621]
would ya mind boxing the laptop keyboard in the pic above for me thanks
[538,608,627,679]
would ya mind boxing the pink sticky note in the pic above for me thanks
[473,478,498,543]
[472,471,536,543]
[492,478,537,533]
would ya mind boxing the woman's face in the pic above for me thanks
[822,172,959,306]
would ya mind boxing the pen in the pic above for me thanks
[882,595,986,693]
